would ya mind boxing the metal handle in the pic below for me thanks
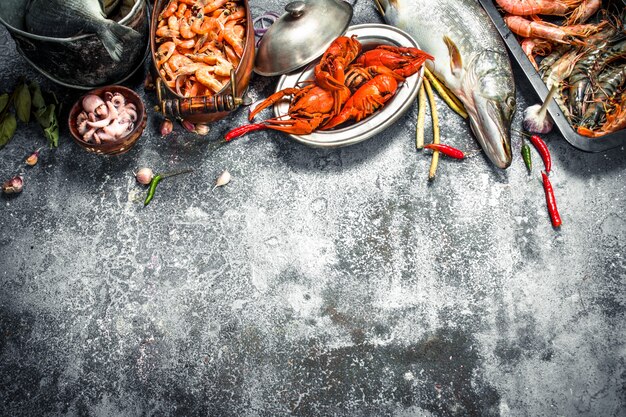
[285,1,306,17]
[159,70,246,118]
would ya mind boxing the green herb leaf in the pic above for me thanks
[0,113,17,149]
[44,119,59,148]
[34,104,55,129]
[29,82,45,110]
[0,93,8,114]
[15,82,31,123]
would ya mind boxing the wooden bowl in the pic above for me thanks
[68,85,147,155]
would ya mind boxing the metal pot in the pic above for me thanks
[0,0,149,89]
[151,0,255,124]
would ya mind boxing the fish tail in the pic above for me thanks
[99,21,140,62]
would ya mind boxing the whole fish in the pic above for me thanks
[24,0,139,62]
[376,0,516,169]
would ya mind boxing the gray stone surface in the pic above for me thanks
[1,1,625,416]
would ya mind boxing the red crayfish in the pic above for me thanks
[225,35,433,140]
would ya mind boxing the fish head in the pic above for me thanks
[465,50,516,169]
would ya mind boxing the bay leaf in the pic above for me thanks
[29,82,45,110]
[0,113,17,149]
[0,93,8,113]
[15,82,31,123]
[34,104,55,129]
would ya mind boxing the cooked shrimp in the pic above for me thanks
[495,0,583,16]
[175,3,187,18]
[168,15,179,31]
[156,26,180,39]
[179,18,195,39]
[223,20,244,57]
[195,67,225,93]
[156,41,177,67]
[176,62,211,77]
[565,0,602,24]
[521,37,553,70]
[160,0,178,19]
[198,0,229,14]
[185,52,221,64]
[173,37,196,49]
[226,5,245,21]
[504,14,585,43]
[191,16,221,35]
[223,44,240,67]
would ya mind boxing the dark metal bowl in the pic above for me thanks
[0,0,149,89]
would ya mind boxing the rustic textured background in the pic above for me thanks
[1,1,625,416]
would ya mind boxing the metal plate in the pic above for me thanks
[272,24,424,148]
[479,0,626,152]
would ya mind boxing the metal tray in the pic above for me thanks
[479,0,626,152]
[273,24,423,148]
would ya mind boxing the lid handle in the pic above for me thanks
[285,1,306,17]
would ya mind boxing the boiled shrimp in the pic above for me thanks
[160,0,178,19]
[565,0,602,25]
[504,14,600,43]
[156,41,177,67]
[195,67,225,93]
[521,37,553,70]
[495,0,582,16]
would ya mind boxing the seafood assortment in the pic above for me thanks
[376,0,517,169]
[24,0,140,62]
[154,0,247,98]
[75,91,138,144]
[225,35,432,139]
[497,0,626,137]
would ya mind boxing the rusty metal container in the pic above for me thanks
[151,0,255,123]
[0,0,149,89]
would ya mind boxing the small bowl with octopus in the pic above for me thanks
[68,85,147,155]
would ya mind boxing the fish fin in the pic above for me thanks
[443,35,463,77]
[98,21,140,62]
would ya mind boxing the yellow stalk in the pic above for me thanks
[424,68,468,119]
[423,78,440,181]
[416,83,427,149]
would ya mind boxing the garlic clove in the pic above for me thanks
[160,119,173,136]
[25,149,40,166]
[212,170,231,191]
[135,167,154,185]
[194,123,210,135]
[523,104,554,134]
[182,119,195,133]
[2,175,24,194]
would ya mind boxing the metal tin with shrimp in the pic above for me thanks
[150,0,255,123]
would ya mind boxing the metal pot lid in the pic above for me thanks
[254,0,353,76]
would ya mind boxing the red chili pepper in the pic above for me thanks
[423,143,465,159]
[541,171,561,228]
[529,135,551,173]
[224,123,267,141]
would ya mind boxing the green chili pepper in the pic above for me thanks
[521,138,532,174]
[144,174,163,206]
[143,168,193,206]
